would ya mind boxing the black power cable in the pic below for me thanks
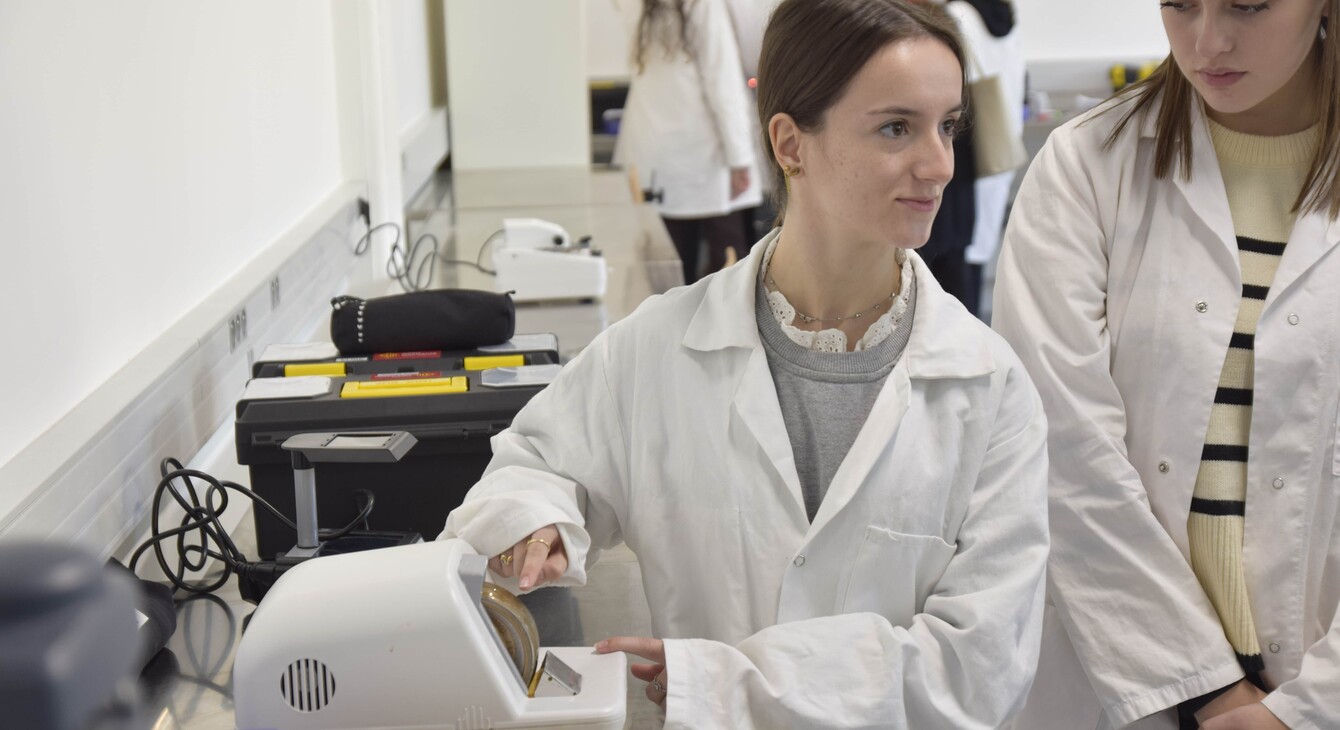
[128,458,374,596]
[353,221,501,288]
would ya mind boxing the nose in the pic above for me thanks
[915,133,954,187]
[1196,10,1233,58]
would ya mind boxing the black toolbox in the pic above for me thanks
[236,336,561,559]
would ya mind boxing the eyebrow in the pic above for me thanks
[868,104,965,117]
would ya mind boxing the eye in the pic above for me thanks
[1231,2,1270,13]
[1159,1,1190,10]
[940,118,960,137]
[879,120,909,138]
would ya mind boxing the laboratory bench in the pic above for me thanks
[407,165,682,361]
[145,165,678,729]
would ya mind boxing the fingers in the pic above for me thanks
[488,551,514,579]
[645,668,668,708]
[594,636,666,664]
[597,638,669,709]
[630,662,668,708]
[518,525,563,590]
[729,168,750,199]
[488,525,567,588]
[629,662,662,682]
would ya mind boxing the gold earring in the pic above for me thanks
[783,165,799,195]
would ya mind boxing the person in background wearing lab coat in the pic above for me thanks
[614,0,762,283]
[944,0,1024,319]
[994,0,1340,728]
[444,0,1050,726]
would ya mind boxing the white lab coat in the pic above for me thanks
[993,96,1340,729]
[443,231,1050,728]
[613,0,762,218]
[943,0,1026,266]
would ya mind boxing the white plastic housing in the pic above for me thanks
[493,248,608,303]
[233,539,626,730]
[503,218,572,250]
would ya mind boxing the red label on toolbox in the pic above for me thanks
[369,371,444,381]
[373,351,443,361]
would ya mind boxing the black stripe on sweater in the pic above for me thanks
[1242,284,1271,300]
[1237,236,1287,255]
[1237,652,1266,674]
[1214,387,1253,406]
[1202,444,1249,462]
[1229,332,1255,350]
[1191,497,1246,516]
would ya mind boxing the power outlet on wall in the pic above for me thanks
[228,308,248,353]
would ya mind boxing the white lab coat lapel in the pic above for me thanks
[807,364,910,537]
[1158,104,1243,276]
[808,254,996,538]
[682,232,807,519]
[1269,210,1340,306]
[733,345,808,516]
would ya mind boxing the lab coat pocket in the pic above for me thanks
[841,526,957,627]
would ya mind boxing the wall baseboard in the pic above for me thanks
[0,184,370,565]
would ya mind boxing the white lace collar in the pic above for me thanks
[759,235,914,353]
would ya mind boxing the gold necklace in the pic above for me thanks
[765,274,897,324]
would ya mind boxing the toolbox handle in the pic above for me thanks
[251,421,508,448]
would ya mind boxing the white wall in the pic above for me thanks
[446,0,591,169]
[1013,0,1169,63]
[0,0,346,471]
[391,0,452,202]
[586,0,634,80]
[393,0,436,138]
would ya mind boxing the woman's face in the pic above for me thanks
[796,38,962,249]
[1162,0,1328,127]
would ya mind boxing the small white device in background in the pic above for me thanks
[233,538,626,730]
[493,218,608,303]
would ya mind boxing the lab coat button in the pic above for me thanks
[1158,461,1170,473]
[1269,642,1281,653]
[1273,477,1285,490]
[793,555,806,567]
[1287,313,1300,325]
[1195,301,1209,313]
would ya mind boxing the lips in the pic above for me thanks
[897,198,937,213]
[1199,69,1246,88]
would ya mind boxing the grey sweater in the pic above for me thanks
[755,272,916,521]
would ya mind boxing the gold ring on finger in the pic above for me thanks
[526,537,550,549]
[500,553,513,565]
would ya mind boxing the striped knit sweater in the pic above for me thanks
[1187,118,1320,683]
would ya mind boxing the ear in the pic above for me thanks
[768,112,803,170]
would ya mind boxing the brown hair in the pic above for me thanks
[1098,1,1340,217]
[757,0,967,217]
[634,0,693,74]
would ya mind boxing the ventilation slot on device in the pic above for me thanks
[280,658,336,712]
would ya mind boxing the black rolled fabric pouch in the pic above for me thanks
[330,289,516,355]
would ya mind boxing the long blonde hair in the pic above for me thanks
[1098,1,1340,217]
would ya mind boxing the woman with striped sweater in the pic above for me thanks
[994,1,1339,728]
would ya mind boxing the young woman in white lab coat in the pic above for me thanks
[994,1,1340,728]
[445,0,1051,726]
[613,0,761,283]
